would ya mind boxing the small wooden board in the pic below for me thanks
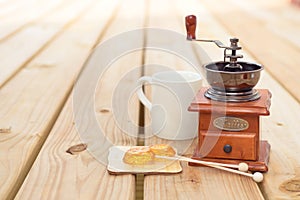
[107,146,182,175]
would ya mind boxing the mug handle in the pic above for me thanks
[137,76,153,110]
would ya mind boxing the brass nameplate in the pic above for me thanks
[213,117,249,131]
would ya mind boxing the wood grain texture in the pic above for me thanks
[0,0,94,88]
[16,0,146,199]
[226,0,300,48]
[145,162,264,200]
[259,73,300,199]
[0,0,298,199]
[0,0,36,19]
[0,0,63,41]
[0,0,117,199]
[143,0,264,199]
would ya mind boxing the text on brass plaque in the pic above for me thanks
[213,116,249,131]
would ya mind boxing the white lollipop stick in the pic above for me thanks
[156,155,263,182]
[156,155,249,172]
[204,163,264,183]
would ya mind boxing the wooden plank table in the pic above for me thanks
[0,0,299,199]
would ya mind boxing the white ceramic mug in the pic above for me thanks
[137,71,202,140]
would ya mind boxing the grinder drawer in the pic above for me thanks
[199,132,258,160]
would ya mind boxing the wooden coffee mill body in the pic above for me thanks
[188,88,271,172]
[185,15,271,172]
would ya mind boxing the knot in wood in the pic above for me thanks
[66,143,87,155]
[281,179,300,192]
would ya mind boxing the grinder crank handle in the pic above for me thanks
[185,15,227,48]
[185,15,243,69]
[185,15,197,40]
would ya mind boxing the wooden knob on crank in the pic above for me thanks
[185,15,196,40]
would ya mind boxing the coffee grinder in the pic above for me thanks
[186,15,271,172]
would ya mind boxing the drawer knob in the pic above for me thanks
[223,144,232,153]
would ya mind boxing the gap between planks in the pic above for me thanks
[0,0,120,199]
[142,0,265,199]
[17,1,146,198]
[0,0,96,89]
